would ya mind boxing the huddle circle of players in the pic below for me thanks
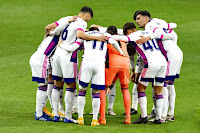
[29,6,183,125]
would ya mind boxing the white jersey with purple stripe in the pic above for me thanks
[77,31,108,62]
[127,30,167,68]
[36,35,59,57]
[54,17,87,63]
[145,18,183,80]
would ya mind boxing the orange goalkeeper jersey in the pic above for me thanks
[106,41,130,69]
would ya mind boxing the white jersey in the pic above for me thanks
[145,18,178,43]
[145,18,169,31]
[77,31,108,62]
[128,30,167,68]
[35,35,59,57]
[145,18,182,60]
[54,16,87,62]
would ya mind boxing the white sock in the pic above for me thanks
[107,84,116,109]
[52,89,60,117]
[92,98,100,120]
[138,96,147,118]
[59,89,64,111]
[47,83,54,109]
[65,90,74,119]
[161,86,168,118]
[78,96,85,118]
[167,85,176,116]
[131,83,138,110]
[152,89,156,112]
[155,95,163,120]
[72,89,78,109]
[36,89,47,117]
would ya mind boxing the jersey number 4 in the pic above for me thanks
[142,40,159,51]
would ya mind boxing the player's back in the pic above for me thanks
[128,30,167,67]
[107,41,130,69]
[82,31,107,62]
[145,18,168,31]
[60,17,87,47]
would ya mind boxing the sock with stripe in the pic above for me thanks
[36,86,47,117]
[92,92,100,120]
[155,94,163,120]
[138,92,147,118]
[52,85,62,117]
[77,90,86,118]
[167,81,176,116]
[65,88,75,119]
[162,82,168,118]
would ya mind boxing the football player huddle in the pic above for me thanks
[29,6,183,126]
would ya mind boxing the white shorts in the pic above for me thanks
[29,52,48,83]
[166,49,183,80]
[163,40,183,80]
[139,65,167,86]
[79,59,105,90]
[52,55,78,83]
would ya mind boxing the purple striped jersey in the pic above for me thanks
[128,30,167,68]
[36,35,59,57]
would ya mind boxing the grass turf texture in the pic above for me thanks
[0,0,200,132]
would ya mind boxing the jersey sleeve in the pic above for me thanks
[53,16,71,35]
[76,20,87,32]
[127,32,139,42]
[145,18,168,32]
[55,16,71,26]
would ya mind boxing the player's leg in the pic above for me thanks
[72,89,78,114]
[91,63,104,126]
[132,67,156,124]
[77,86,87,125]
[51,55,63,121]
[131,72,140,114]
[60,59,78,123]
[107,83,116,115]
[30,54,52,121]
[64,82,77,123]
[46,57,54,113]
[118,68,131,124]
[52,80,63,121]
[132,82,148,124]
[99,68,117,124]
[107,75,117,116]
[152,65,167,124]
[161,81,168,122]
[59,87,65,117]
[167,80,176,121]
[91,89,101,126]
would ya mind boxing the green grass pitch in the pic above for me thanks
[0,0,200,132]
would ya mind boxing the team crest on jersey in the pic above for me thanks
[141,31,149,35]
[156,22,161,25]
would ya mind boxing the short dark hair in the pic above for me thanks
[106,26,118,35]
[88,27,99,31]
[123,22,136,35]
[80,6,93,18]
[133,10,151,20]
